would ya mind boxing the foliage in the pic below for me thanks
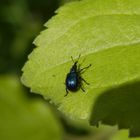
[0,0,59,73]
[21,0,140,137]
[0,75,63,140]
[1,0,140,139]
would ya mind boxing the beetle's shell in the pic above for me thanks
[66,72,80,91]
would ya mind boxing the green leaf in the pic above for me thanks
[21,0,140,136]
[111,129,140,140]
[0,75,63,140]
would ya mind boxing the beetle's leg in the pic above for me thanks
[79,77,87,92]
[79,76,90,85]
[79,64,91,73]
[81,77,90,85]
[80,85,86,92]
[64,88,69,97]
[80,85,85,92]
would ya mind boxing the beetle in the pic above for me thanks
[65,54,91,96]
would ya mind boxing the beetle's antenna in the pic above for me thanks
[77,54,81,62]
[71,56,75,63]
[77,54,85,69]
[80,57,86,66]
[71,54,81,64]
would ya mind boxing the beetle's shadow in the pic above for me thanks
[90,80,140,137]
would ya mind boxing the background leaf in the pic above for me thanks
[111,129,140,140]
[0,75,63,140]
[21,0,140,136]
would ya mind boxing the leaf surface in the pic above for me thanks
[21,0,140,136]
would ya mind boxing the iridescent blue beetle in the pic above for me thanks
[65,55,91,96]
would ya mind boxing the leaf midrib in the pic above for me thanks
[35,41,140,72]
[28,41,140,90]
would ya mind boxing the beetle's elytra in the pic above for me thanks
[65,54,91,96]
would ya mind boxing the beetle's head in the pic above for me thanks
[70,61,78,72]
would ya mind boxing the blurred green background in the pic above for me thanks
[0,0,127,140]
[0,0,60,74]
